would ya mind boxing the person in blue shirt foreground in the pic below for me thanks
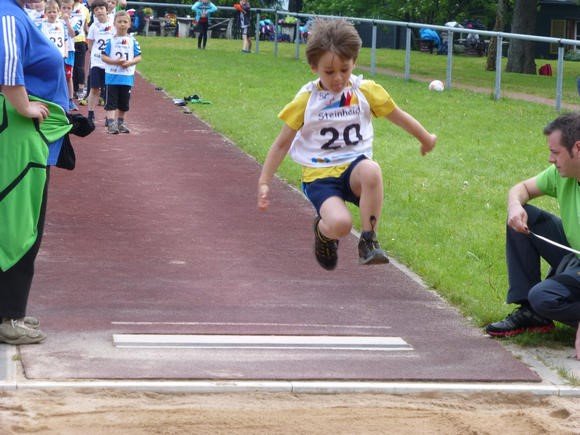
[0,0,71,344]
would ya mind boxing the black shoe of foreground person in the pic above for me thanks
[313,216,338,270]
[485,305,555,337]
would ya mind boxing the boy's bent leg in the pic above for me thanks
[349,159,383,232]
[348,159,388,264]
[313,215,339,271]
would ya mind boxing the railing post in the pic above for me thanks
[274,11,278,57]
[370,21,377,78]
[405,26,411,81]
[556,43,565,112]
[254,10,260,54]
[295,19,300,59]
[494,34,503,101]
[446,30,453,90]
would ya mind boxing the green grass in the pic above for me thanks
[137,37,577,346]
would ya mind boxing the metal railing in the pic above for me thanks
[128,2,580,111]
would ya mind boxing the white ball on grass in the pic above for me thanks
[428,80,445,92]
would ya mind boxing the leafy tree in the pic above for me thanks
[301,0,497,28]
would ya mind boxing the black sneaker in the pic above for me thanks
[485,306,555,337]
[358,231,389,265]
[313,216,338,270]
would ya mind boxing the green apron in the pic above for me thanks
[0,95,72,271]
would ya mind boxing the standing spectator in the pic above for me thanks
[101,10,142,134]
[24,0,45,27]
[39,0,76,112]
[71,0,90,100]
[234,0,251,53]
[0,0,72,344]
[86,0,114,127]
[60,0,82,111]
[192,0,217,50]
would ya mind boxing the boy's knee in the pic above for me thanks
[358,160,382,185]
[325,216,352,238]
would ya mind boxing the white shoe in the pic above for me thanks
[0,318,46,345]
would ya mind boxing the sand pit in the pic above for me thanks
[2,389,580,434]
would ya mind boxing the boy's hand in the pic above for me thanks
[420,133,437,156]
[257,183,269,211]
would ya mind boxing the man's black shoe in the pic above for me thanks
[485,305,555,337]
[313,216,338,270]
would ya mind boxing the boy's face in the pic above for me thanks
[114,15,131,33]
[61,3,73,15]
[107,0,118,11]
[93,5,108,20]
[32,1,45,11]
[310,51,355,94]
[45,5,59,21]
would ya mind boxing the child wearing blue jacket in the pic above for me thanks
[192,0,218,49]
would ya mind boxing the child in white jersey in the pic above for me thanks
[86,0,114,126]
[39,1,68,59]
[40,1,76,111]
[101,10,142,134]
[61,0,81,111]
[71,0,90,100]
[25,0,45,27]
[257,19,437,270]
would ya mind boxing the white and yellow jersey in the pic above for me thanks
[279,75,396,182]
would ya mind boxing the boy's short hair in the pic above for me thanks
[305,19,361,67]
[61,0,73,5]
[91,0,108,10]
[114,10,130,22]
[45,0,60,10]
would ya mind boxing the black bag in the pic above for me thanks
[67,112,95,137]
[55,113,95,170]
[56,134,76,170]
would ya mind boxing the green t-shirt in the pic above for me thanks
[536,165,580,256]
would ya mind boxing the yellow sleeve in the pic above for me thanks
[360,80,397,118]
[277,91,311,131]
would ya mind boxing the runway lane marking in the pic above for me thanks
[112,334,412,351]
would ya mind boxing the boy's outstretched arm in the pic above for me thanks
[386,107,437,156]
[257,124,297,211]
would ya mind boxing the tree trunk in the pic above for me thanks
[486,0,505,71]
[506,0,538,74]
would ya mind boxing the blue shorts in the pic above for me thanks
[89,67,106,89]
[302,155,366,215]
